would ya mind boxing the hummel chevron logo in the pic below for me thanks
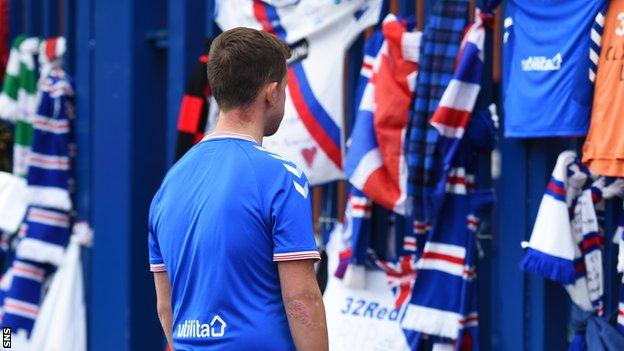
[293,180,309,199]
[283,163,308,199]
[283,163,303,178]
[253,145,308,198]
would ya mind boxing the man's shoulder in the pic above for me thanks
[247,144,305,176]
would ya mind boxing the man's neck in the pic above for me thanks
[212,109,264,144]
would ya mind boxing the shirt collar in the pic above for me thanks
[201,131,257,143]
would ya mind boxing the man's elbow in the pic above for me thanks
[156,301,171,321]
[283,291,323,327]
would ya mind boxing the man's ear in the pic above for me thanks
[265,81,279,107]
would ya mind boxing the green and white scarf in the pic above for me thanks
[0,35,40,177]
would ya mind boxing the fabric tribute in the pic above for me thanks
[0,35,40,178]
[175,50,212,161]
[401,6,496,348]
[503,0,607,137]
[404,0,470,260]
[0,37,77,338]
[583,0,624,177]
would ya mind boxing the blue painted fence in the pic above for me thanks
[4,0,622,350]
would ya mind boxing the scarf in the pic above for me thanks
[401,109,495,349]
[401,6,497,348]
[16,37,74,266]
[175,48,212,160]
[0,35,40,177]
[520,151,611,313]
[334,188,372,289]
[1,38,75,338]
[404,0,469,248]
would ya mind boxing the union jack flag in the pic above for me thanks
[373,254,417,308]
[345,14,422,216]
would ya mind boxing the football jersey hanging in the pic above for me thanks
[503,0,606,137]
[215,0,382,185]
[583,0,624,177]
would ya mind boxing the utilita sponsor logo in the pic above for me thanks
[176,315,227,338]
[521,53,563,72]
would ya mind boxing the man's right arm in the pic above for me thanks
[278,259,328,351]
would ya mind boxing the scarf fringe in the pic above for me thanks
[520,247,577,284]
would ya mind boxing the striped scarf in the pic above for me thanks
[334,188,372,289]
[175,51,212,161]
[400,6,496,349]
[520,152,615,314]
[0,38,74,337]
[18,66,74,265]
[0,35,40,177]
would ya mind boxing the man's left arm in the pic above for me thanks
[153,272,174,348]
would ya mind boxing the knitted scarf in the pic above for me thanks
[520,152,606,312]
[400,6,496,349]
[401,108,495,350]
[17,36,73,266]
[0,35,40,177]
[521,151,624,350]
[175,50,212,161]
[1,37,74,337]
[404,0,469,254]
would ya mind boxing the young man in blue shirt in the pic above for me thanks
[149,27,328,350]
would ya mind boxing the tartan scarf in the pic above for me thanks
[404,0,469,257]
[0,35,40,177]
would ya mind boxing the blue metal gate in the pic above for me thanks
[5,1,623,350]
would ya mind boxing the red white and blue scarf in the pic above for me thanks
[400,7,496,349]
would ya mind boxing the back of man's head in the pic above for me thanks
[207,27,291,112]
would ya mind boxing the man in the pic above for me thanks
[148,27,328,350]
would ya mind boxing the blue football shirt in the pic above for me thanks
[503,0,606,137]
[148,131,320,350]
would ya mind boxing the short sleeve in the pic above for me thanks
[270,165,320,262]
[148,230,166,272]
[148,191,166,272]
